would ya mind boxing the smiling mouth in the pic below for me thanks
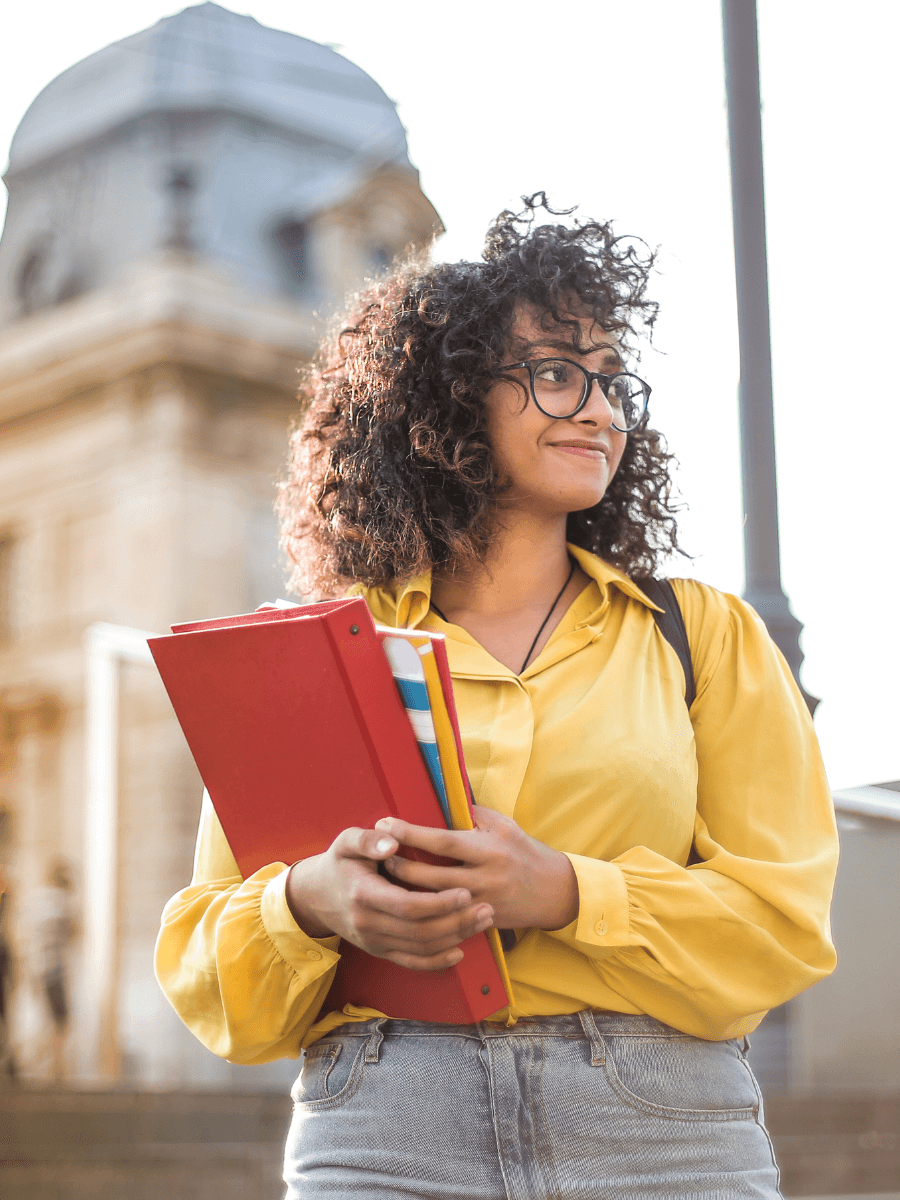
[550,443,609,460]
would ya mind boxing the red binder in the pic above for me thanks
[148,596,509,1023]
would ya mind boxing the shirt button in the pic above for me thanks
[594,920,609,936]
[306,949,322,960]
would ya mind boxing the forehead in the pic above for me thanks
[507,303,622,360]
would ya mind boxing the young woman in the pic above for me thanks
[156,197,838,1199]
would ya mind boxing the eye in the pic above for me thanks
[607,376,627,402]
[608,375,641,403]
[606,374,648,429]
[533,359,574,386]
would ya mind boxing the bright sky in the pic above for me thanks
[2,1,898,789]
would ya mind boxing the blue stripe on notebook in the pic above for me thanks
[381,635,451,826]
[394,676,430,711]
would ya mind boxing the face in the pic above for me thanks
[483,305,628,520]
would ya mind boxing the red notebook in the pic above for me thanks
[148,596,509,1023]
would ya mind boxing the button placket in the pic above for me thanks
[498,682,534,821]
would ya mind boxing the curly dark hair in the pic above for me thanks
[278,194,685,597]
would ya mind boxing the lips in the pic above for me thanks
[550,441,609,459]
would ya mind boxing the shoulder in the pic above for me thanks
[667,577,742,628]
[667,577,768,631]
[663,579,816,742]
[666,578,776,680]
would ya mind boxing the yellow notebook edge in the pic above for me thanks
[417,644,475,833]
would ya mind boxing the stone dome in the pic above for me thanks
[8,2,409,174]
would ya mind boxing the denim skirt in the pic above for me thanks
[283,1011,782,1199]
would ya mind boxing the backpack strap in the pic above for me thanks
[639,578,696,710]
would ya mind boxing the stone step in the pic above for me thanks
[2,1087,899,1199]
[0,1089,289,1200]
[764,1096,900,1197]
[1,1154,285,1200]
[0,1086,292,1151]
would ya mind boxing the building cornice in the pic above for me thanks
[0,254,318,422]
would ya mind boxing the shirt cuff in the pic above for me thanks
[260,867,342,976]
[548,853,631,948]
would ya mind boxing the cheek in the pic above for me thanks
[607,433,628,481]
[485,383,542,468]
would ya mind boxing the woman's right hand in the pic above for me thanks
[285,826,495,971]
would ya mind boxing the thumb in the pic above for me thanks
[333,824,398,862]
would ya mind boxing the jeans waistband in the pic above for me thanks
[326,1011,691,1043]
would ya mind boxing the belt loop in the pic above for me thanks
[577,1009,605,1066]
[364,1019,386,1064]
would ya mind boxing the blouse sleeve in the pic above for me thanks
[154,792,342,1063]
[549,580,839,1041]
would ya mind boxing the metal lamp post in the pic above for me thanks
[721,0,818,714]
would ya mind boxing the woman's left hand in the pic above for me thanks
[376,806,579,932]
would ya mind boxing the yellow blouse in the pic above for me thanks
[155,546,838,1062]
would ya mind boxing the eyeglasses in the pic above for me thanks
[498,358,651,433]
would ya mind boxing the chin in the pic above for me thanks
[557,487,609,513]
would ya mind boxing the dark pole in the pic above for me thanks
[721,0,817,714]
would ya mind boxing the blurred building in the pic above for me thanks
[0,1,440,1087]
[744,782,900,1198]
[750,781,900,1098]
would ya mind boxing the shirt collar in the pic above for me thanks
[368,544,663,631]
[565,545,664,615]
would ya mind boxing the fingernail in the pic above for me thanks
[375,817,393,828]
[376,838,394,853]
[476,905,493,921]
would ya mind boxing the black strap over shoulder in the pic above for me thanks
[638,578,696,710]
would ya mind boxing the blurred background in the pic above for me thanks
[0,2,897,1198]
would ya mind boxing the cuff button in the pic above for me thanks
[594,920,609,936]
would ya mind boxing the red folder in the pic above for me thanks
[148,596,509,1023]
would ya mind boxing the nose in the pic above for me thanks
[575,376,615,429]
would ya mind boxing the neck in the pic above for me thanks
[432,509,572,618]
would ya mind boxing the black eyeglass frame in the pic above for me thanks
[498,358,651,433]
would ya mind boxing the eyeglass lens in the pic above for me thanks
[531,359,647,430]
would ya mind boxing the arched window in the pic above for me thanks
[17,247,46,316]
[272,218,309,291]
[370,244,393,272]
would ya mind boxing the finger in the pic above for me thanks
[365,925,482,959]
[374,816,483,862]
[358,902,494,952]
[386,946,466,972]
[382,854,476,893]
[354,872,474,921]
[332,825,399,862]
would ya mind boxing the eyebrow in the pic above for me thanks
[516,339,623,366]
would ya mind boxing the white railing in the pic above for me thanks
[82,622,158,1081]
[832,785,900,824]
